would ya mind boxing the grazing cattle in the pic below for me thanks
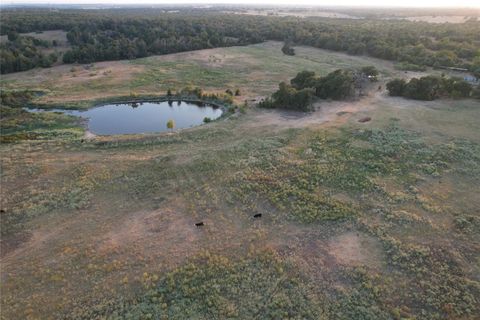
[0,209,5,213]
[253,213,262,218]
[195,222,204,227]
[358,117,372,123]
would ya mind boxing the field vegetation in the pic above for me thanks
[1,15,480,320]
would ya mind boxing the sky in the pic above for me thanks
[2,0,479,8]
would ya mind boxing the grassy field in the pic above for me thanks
[1,43,480,319]
[0,41,414,106]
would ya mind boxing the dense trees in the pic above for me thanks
[386,75,473,100]
[0,35,58,73]
[386,79,407,96]
[314,70,355,99]
[1,8,479,74]
[259,69,356,111]
[290,70,316,89]
[258,82,315,111]
[291,69,356,100]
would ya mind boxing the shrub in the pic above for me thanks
[314,69,354,100]
[361,65,379,81]
[166,119,175,131]
[281,41,295,55]
[290,70,317,89]
[386,78,407,96]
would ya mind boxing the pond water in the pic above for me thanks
[30,100,223,135]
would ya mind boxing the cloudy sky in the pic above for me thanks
[2,0,479,8]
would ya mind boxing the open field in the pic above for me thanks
[403,15,478,23]
[222,9,479,23]
[1,42,480,319]
[223,9,360,19]
[1,41,434,106]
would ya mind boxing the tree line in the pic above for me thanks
[386,75,474,100]
[1,8,479,74]
[0,33,58,73]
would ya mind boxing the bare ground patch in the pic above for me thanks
[328,231,384,268]
[97,207,201,264]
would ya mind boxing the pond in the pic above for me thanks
[30,100,223,135]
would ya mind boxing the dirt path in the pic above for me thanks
[246,88,383,129]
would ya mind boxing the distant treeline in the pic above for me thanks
[1,9,480,74]
[0,33,58,73]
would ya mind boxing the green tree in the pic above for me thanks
[386,79,407,96]
[451,79,472,98]
[404,76,441,100]
[291,70,316,89]
[315,70,354,100]
[166,119,175,131]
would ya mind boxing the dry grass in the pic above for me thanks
[1,41,421,106]
[1,42,480,318]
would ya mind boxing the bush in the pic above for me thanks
[271,82,315,111]
[361,65,379,81]
[315,69,354,100]
[386,79,406,96]
[281,41,295,55]
[290,70,317,90]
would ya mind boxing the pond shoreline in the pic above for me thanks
[27,94,233,113]
[26,99,226,136]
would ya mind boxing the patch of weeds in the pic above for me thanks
[453,215,480,234]
[380,236,480,319]
[108,130,298,205]
[0,106,82,143]
[328,267,392,320]
[1,165,111,237]
[233,125,480,224]
[70,251,324,319]
[439,139,480,177]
